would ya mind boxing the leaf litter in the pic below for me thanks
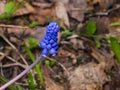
[0,0,120,90]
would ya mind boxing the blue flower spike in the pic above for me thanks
[39,22,59,56]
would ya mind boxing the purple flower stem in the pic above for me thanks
[0,54,43,90]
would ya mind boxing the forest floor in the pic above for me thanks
[0,0,120,90]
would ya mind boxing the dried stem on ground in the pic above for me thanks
[88,4,120,16]
[0,52,26,69]
[45,56,70,76]
[0,24,29,29]
[0,34,28,67]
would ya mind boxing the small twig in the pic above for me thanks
[107,4,120,14]
[0,63,4,76]
[0,34,28,67]
[0,54,43,90]
[0,63,26,69]
[47,65,58,77]
[32,2,52,8]
[44,56,69,76]
[0,52,20,63]
[0,52,26,68]
[0,24,29,29]
[89,4,120,16]
[15,82,28,86]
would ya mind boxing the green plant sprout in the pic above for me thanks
[28,21,40,28]
[86,20,97,36]
[0,1,17,19]
[62,29,72,38]
[24,43,44,85]
[110,37,120,64]
[28,72,36,90]
[95,41,101,48]
[110,22,120,27]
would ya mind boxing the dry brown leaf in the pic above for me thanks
[54,0,87,22]
[30,7,56,25]
[55,1,70,27]
[91,47,114,71]
[69,38,85,50]
[58,47,77,64]
[68,62,109,90]
[0,1,6,15]
[32,2,53,8]
[44,76,64,90]
[86,0,116,11]
[13,3,35,16]
[3,26,46,43]
[68,0,87,22]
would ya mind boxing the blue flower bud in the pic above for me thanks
[45,36,50,41]
[43,39,48,44]
[39,41,46,48]
[47,44,52,49]
[54,46,58,50]
[50,48,56,56]
[42,49,48,56]
[50,39,54,44]
[53,38,58,42]
[52,43,57,47]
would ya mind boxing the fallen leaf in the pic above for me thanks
[30,7,56,25]
[69,38,85,50]
[86,0,116,11]
[0,1,6,15]
[2,26,46,44]
[13,2,35,16]
[68,62,109,90]
[91,48,114,70]
[58,47,77,64]
[44,76,64,90]
[68,0,87,22]
[55,1,70,27]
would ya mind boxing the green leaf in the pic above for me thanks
[50,60,55,67]
[28,72,36,90]
[24,43,35,61]
[5,1,17,14]
[45,60,50,66]
[0,13,11,19]
[86,20,96,36]
[110,37,120,64]
[29,37,39,49]
[24,43,43,84]
[16,86,23,90]
[62,30,72,38]
[0,1,17,19]
[110,22,120,27]
[28,21,39,28]
[45,60,55,67]
[95,41,101,48]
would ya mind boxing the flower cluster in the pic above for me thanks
[39,22,59,56]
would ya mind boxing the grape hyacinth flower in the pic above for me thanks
[39,22,59,56]
[0,22,60,90]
